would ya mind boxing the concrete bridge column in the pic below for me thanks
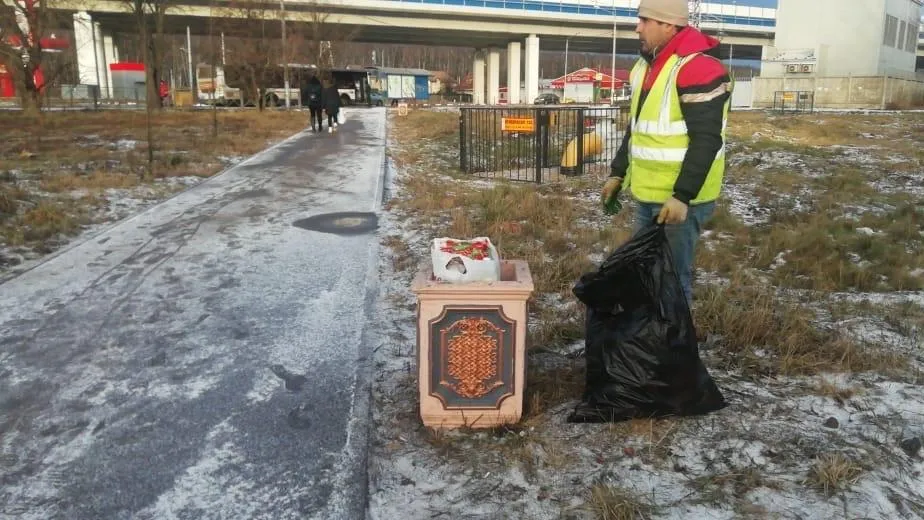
[104,33,118,96]
[73,12,97,88]
[472,50,485,105]
[524,34,540,104]
[507,41,521,105]
[93,21,110,98]
[486,48,500,105]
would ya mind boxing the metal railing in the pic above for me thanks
[3,85,217,110]
[459,105,628,183]
[383,1,777,28]
[772,91,814,114]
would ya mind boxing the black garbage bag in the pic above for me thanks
[567,223,726,423]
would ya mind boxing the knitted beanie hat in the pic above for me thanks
[637,0,689,27]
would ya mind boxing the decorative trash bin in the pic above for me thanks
[411,260,534,429]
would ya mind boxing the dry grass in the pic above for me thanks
[813,380,861,404]
[689,467,772,508]
[40,171,142,193]
[588,484,658,520]
[728,112,921,148]
[699,197,924,293]
[18,201,86,244]
[0,109,306,261]
[383,108,924,515]
[523,362,584,421]
[689,110,923,376]
[382,234,416,273]
[0,184,26,218]
[805,453,864,497]
[0,110,306,165]
[530,300,585,349]
[695,273,907,377]
[391,109,459,140]
[607,418,679,462]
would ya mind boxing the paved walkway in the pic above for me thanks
[0,108,387,520]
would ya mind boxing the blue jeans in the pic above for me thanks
[634,201,715,306]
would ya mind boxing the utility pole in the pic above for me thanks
[610,0,617,105]
[186,26,193,91]
[209,1,217,137]
[564,37,569,79]
[281,0,290,108]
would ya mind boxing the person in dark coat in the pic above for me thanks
[321,79,341,133]
[304,76,324,132]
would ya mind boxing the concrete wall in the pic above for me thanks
[768,0,886,77]
[752,75,924,109]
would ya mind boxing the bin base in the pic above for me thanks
[411,260,534,430]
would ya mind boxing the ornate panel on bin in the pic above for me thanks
[429,306,516,409]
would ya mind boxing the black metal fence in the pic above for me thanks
[459,105,629,183]
[772,91,815,113]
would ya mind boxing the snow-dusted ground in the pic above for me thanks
[0,175,208,280]
[367,111,924,519]
[0,108,385,520]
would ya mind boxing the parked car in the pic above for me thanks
[533,93,560,104]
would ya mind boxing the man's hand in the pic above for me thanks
[602,177,622,203]
[657,197,688,224]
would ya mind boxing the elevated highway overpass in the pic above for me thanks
[28,1,924,103]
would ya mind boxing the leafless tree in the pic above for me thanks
[216,0,281,110]
[120,1,182,177]
[297,1,359,78]
[0,0,69,115]
[121,0,180,110]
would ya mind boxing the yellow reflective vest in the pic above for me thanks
[623,53,731,205]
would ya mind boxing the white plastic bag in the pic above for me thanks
[337,110,346,125]
[431,237,501,283]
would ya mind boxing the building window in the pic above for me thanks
[907,22,920,52]
[883,15,898,47]
[898,21,907,50]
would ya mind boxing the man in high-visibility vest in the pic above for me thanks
[602,0,732,306]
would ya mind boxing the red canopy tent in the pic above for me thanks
[550,68,628,89]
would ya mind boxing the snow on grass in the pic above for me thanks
[369,109,924,520]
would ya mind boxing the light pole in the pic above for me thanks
[729,1,736,67]
[610,0,617,105]
[281,0,290,108]
[564,37,569,79]
[187,26,194,93]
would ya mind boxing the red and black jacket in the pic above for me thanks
[610,26,732,205]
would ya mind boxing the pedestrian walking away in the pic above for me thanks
[322,79,342,133]
[601,0,732,309]
[304,76,324,132]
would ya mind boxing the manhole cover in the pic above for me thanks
[292,211,378,235]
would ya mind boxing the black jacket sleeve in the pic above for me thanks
[609,124,632,178]
[672,76,730,204]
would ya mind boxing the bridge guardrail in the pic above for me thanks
[384,0,776,28]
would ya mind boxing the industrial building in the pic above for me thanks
[761,0,921,78]
[754,0,923,108]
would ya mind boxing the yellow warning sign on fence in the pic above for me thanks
[501,117,535,133]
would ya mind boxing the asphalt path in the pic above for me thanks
[0,108,387,520]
